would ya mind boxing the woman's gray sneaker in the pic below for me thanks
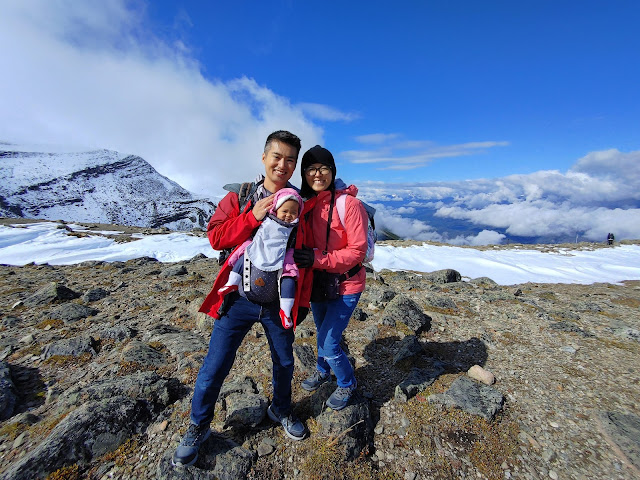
[326,380,357,411]
[267,405,308,440]
[301,370,330,392]
[171,423,211,467]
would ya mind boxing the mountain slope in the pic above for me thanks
[0,143,215,230]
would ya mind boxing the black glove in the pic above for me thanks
[296,306,309,325]
[293,246,314,268]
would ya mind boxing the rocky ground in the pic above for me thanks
[1,221,639,479]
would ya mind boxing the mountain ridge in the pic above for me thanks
[0,144,215,231]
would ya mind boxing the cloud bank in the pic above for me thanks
[0,1,339,197]
[360,149,640,244]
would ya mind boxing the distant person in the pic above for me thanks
[607,232,615,245]
[219,188,303,328]
[293,145,368,411]
[172,131,314,468]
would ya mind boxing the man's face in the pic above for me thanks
[275,199,300,223]
[262,141,298,191]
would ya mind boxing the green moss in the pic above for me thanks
[46,464,81,480]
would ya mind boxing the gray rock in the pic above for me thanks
[49,303,98,323]
[428,375,504,420]
[2,315,20,328]
[351,306,368,322]
[42,335,97,360]
[470,276,498,286]
[381,295,432,333]
[368,287,397,306]
[293,343,317,374]
[99,324,137,342]
[314,391,373,461]
[219,377,258,399]
[0,361,17,420]
[161,265,188,277]
[424,295,458,311]
[362,325,379,342]
[157,433,255,479]
[423,269,461,284]
[145,325,208,355]
[223,392,267,428]
[2,396,152,480]
[395,365,445,402]
[549,321,593,337]
[393,335,423,364]
[83,287,110,303]
[23,282,80,306]
[121,341,167,367]
[61,371,173,407]
[596,411,640,471]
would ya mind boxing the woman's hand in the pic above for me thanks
[252,195,274,221]
[293,246,315,268]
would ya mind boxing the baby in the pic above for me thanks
[219,188,303,328]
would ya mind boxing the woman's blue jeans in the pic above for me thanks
[190,295,295,426]
[310,293,361,388]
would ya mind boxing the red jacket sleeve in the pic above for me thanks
[207,191,261,251]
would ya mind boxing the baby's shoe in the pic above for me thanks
[218,284,238,296]
[279,309,293,329]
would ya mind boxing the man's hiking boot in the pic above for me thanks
[171,423,211,467]
[267,405,308,440]
[301,370,330,392]
[326,379,357,411]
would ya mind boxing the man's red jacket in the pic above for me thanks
[199,189,316,328]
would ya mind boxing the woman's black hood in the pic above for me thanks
[300,145,336,198]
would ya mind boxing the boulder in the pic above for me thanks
[41,335,97,360]
[83,287,110,303]
[157,433,255,479]
[393,335,423,364]
[0,361,17,420]
[22,282,80,306]
[48,303,98,323]
[313,390,373,461]
[423,269,461,284]
[395,364,445,402]
[2,396,153,479]
[381,295,432,333]
[428,375,504,421]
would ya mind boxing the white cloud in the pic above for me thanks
[354,133,400,144]
[359,149,640,242]
[0,1,326,197]
[297,103,359,122]
[340,136,509,170]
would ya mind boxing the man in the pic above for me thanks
[172,131,312,467]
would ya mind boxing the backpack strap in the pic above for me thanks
[335,194,347,228]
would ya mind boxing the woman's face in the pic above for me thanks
[304,163,333,193]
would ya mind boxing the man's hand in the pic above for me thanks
[252,195,274,221]
[293,246,315,268]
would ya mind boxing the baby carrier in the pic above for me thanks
[240,214,297,304]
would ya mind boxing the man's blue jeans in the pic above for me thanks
[310,293,361,388]
[190,295,295,426]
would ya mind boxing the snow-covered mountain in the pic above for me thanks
[0,142,216,231]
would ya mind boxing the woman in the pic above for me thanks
[293,145,368,410]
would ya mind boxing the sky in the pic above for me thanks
[1,222,640,286]
[1,1,640,244]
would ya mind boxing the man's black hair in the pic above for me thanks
[264,130,301,155]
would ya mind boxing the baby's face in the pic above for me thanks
[276,199,299,223]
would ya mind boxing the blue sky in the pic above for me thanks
[143,0,640,183]
[1,1,640,244]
